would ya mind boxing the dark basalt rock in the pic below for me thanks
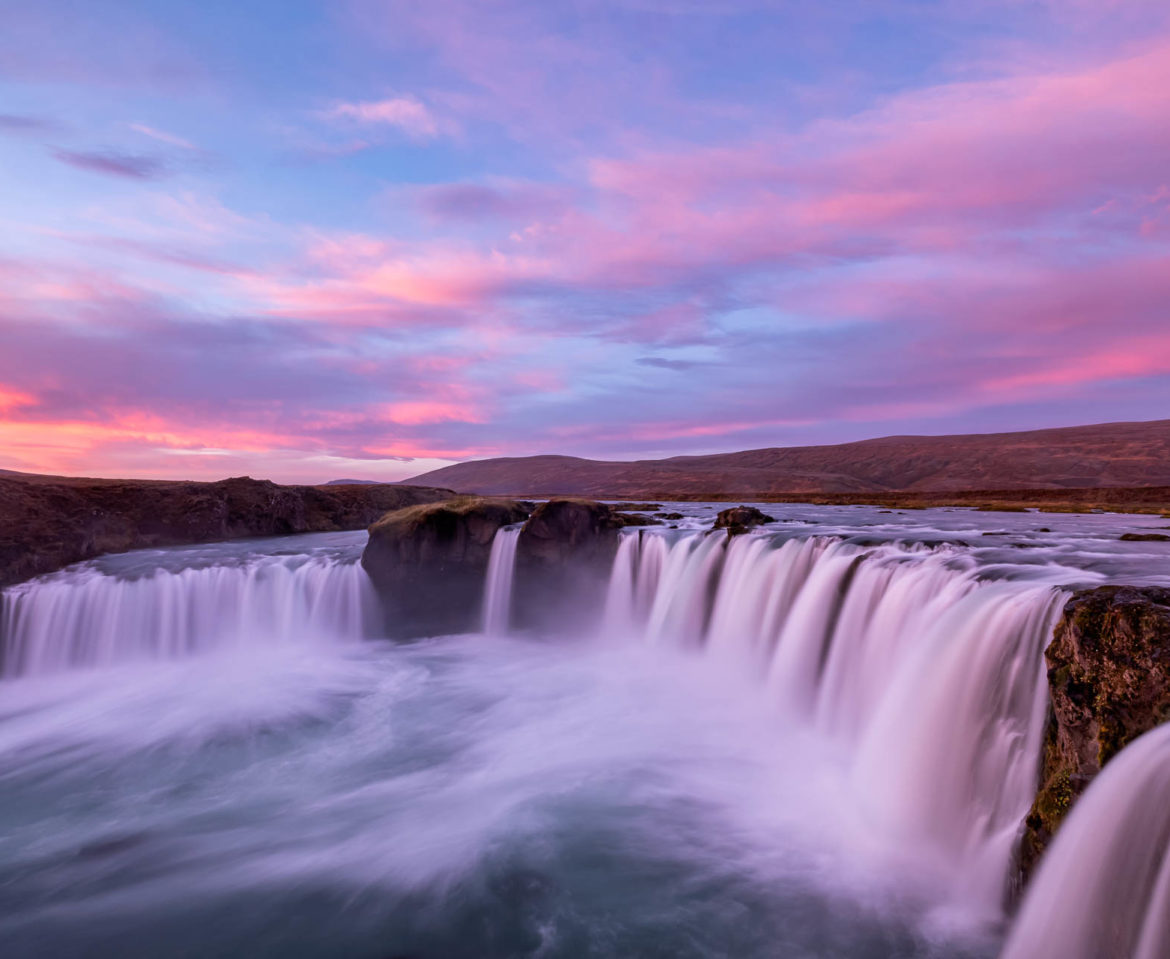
[361,497,532,638]
[0,474,453,589]
[513,499,625,633]
[1119,532,1170,542]
[1019,586,1170,885]
[614,512,663,527]
[610,502,663,512]
[712,505,775,535]
[656,511,685,521]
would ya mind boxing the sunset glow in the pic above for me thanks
[2,1,1168,481]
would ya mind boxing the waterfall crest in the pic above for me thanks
[601,529,1063,915]
[1,523,1070,926]
[0,556,376,677]
[1003,723,1170,959]
[482,526,521,635]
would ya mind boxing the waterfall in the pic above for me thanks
[1002,723,1170,959]
[482,526,521,635]
[0,522,1077,928]
[0,555,377,677]
[598,529,1064,916]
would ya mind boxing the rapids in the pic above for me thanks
[1,503,1168,958]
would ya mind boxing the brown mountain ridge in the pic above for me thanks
[402,419,1170,498]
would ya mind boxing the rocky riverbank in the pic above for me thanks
[0,474,454,588]
[1020,585,1170,883]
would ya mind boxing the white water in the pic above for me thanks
[2,508,1168,958]
[1003,723,1170,959]
[602,530,1063,920]
[0,554,375,676]
[482,526,521,635]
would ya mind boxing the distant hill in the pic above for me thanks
[402,419,1170,497]
[326,479,383,485]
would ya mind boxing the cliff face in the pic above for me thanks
[362,497,652,638]
[361,497,533,637]
[1020,586,1170,880]
[513,499,628,633]
[0,475,454,588]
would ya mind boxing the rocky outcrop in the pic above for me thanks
[513,499,628,633]
[713,505,775,535]
[360,496,661,637]
[0,474,454,589]
[361,497,532,637]
[516,498,624,563]
[1020,586,1170,881]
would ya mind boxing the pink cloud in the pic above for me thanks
[325,96,443,138]
[379,400,486,425]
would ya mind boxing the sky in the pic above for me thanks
[1,0,1168,483]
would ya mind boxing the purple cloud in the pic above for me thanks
[415,181,572,223]
[53,150,166,179]
[0,113,55,134]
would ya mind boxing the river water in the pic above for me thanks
[1,503,1168,958]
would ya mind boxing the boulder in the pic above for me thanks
[513,499,626,632]
[361,497,532,637]
[1119,532,1170,542]
[712,505,775,535]
[613,512,663,527]
[1019,586,1170,883]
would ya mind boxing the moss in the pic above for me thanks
[369,496,524,533]
[1036,771,1074,824]
[1097,715,1128,766]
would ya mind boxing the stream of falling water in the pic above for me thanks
[602,530,1063,919]
[0,514,1167,958]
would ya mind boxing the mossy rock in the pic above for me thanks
[1018,586,1170,888]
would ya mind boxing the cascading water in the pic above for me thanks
[4,509,1166,958]
[0,552,376,677]
[482,526,521,635]
[1002,723,1170,959]
[601,529,1064,918]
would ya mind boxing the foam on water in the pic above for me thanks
[1,504,1168,957]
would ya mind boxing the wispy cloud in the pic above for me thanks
[129,123,197,150]
[0,113,56,135]
[324,95,443,139]
[53,150,166,179]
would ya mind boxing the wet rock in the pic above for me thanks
[1019,586,1170,884]
[656,511,685,521]
[712,505,775,535]
[614,512,663,527]
[610,502,662,511]
[1119,532,1170,542]
[513,499,625,633]
[362,497,532,637]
